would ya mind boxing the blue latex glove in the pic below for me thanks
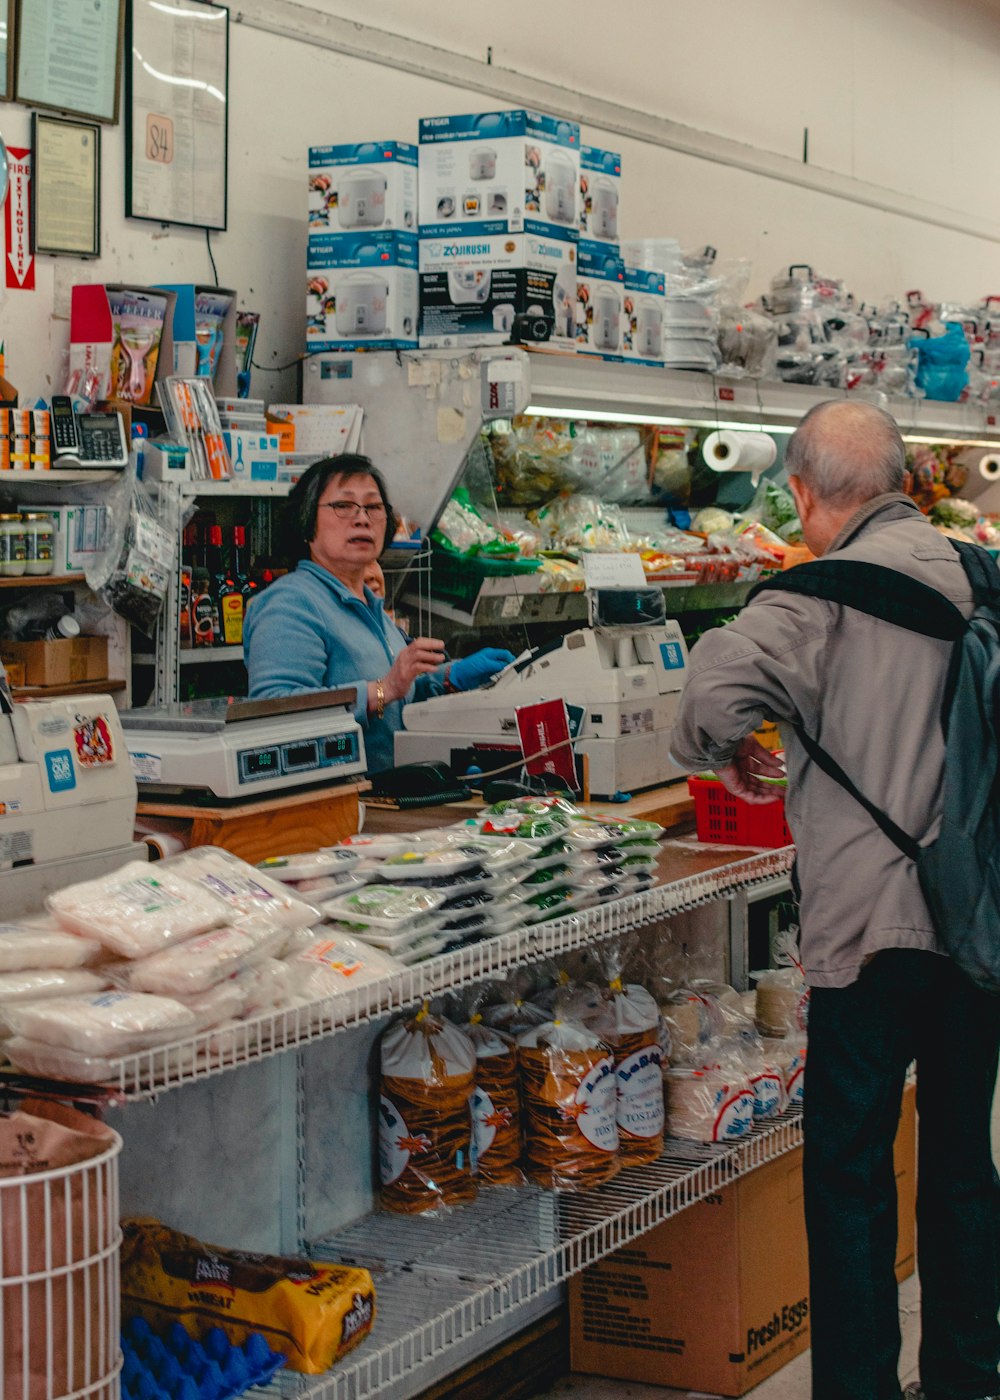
[450,648,516,691]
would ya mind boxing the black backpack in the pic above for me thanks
[749,540,1000,994]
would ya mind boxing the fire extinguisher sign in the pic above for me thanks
[5,148,35,291]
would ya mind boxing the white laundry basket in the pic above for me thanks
[1,1127,123,1400]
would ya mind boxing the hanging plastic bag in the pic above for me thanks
[84,466,175,636]
[379,1006,477,1214]
[517,1008,619,1191]
[909,323,970,403]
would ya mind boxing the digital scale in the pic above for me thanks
[119,690,366,800]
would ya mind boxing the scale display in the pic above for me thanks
[237,731,360,785]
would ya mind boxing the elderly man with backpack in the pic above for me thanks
[671,398,1000,1400]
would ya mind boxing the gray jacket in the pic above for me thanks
[671,494,974,987]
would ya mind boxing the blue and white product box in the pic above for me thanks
[308,142,417,233]
[223,432,281,480]
[419,110,580,238]
[306,232,419,351]
[622,267,665,365]
[579,146,621,242]
[419,232,578,350]
[576,240,626,359]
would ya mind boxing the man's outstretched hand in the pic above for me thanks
[715,736,786,804]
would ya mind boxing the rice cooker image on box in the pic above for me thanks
[448,267,491,304]
[635,297,664,357]
[553,271,577,339]
[336,168,388,228]
[469,147,497,180]
[335,272,389,335]
[545,151,577,225]
[590,175,619,240]
[593,286,623,351]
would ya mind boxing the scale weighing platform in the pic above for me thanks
[119,690,366,800]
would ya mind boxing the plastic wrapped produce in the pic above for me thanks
[322,884,447,930]
[379,1007,477,1214]
[0,918,101,972]
[168,847,320,933]
[107,924,286,997]
[256,848,360,882]
[517,1013,619,1191]
[47,861,228,958]
[5,990,196,1056]
[664,1066,755,1142]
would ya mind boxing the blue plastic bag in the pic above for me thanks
[909,323,969,402]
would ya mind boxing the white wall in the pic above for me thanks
[3,0,1000,404]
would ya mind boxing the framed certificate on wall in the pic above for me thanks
[31,112,101,257]
[0,1,14,102]
[15,0,124,122]
[125,0,229,230]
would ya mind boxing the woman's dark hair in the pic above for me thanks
[284,453,397,560]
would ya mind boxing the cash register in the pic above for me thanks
[395,588,690,798]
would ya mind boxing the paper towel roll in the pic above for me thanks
[980,453,1000,481]
[703,430,777,475]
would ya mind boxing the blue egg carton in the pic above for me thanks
[121,1317,285,1400]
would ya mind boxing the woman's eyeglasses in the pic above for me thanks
[319,501,387,520]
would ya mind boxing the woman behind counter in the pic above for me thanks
[243,455,514,773]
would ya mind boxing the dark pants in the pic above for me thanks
[804,949,1000,1400]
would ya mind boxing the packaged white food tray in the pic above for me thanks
[584,815,664,845]
[107,923,287,997]
[4,990,197,1056]
[337,834,410,857]
[4,1036,198,1085]
[287,872,367,900]
[288,934,405,1001]
[0,919,101,972]
[463,814,570,846]
[168,847,320,932]
[47,861,228,958]
[377,847,485,880]
[255,848,360,882]
[323,917,447,957]
[521,888,578,924]
[321,884,447,930]
[424,834,537,874]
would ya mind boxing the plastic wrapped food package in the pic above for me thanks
[4,990,197,1056]
[754,968,810,1037]
[0,967,111,1008]
[517,1015,619,1191]
[4,1036,198,1085]
[584,965,665,1166]
[121,1218,375,1374]
[0,919,101,972]
[256,848,360,882]
[168,847,320,933]
[746,1057,787,1120]
[107,924,287,997]
[379,1008,477,1214]
[287,935,405,1001]
[663,1067,756,1142]
[285,872,367,900]
[461,1009,524,1187]
[761,1034,807,1107]
[380,848,484,879]
[178,979,249,1032]
[47,861,228,958]
[322,884,447,930]
[234,958,296,1016]
[659,990,714,1066]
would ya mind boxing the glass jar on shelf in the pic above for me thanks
[22,513,54,576]
[0,513,26,577]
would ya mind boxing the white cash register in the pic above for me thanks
[395,588,690,797]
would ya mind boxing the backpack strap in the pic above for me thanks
[747,559,967,640]
[792,728,921,863]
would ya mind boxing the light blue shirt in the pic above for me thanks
[243,561,446,773]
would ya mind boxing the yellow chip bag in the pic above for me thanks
[121,1218,375,1374]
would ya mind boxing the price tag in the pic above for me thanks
[582,553,646,590]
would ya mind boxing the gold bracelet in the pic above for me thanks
[375,679,385,720]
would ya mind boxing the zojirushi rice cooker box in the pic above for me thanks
[306,232,418,351]
[419,109,580,238]
[419,232,578,349]
[308,142,417,233]
[576,241,626,359]
[579,146,621,243]
[622,267,665,365]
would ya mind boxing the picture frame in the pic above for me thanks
[125,0,229,231]
[0,0,15,102]
[14,0,124,123]
[31,112,101,257]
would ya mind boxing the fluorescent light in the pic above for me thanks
[522,403,796,434]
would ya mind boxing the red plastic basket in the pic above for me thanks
[687,775,793,848]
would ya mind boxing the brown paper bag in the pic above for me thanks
[0,1099,120,1400]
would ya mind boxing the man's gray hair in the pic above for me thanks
[783,400,907,507]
